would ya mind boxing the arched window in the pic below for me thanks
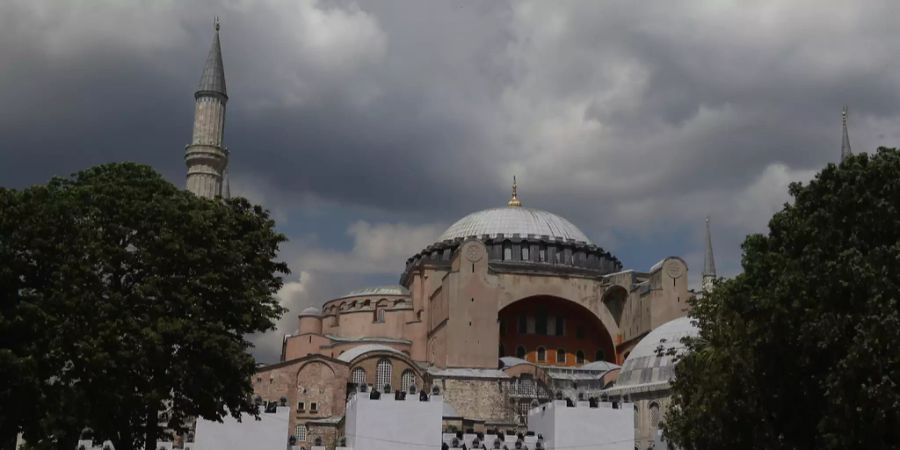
[401,370,416,393]
[595,350,605,362]
[556,349,566,364]
[537,347,546,362]
[375,307,385,323]
[295,424,307,441]
[376,359,393,390]
[649,402,661,430]
[351,367,367,386]
[516,346,526,359]
[576,350,585,364]
[503,241,512,260]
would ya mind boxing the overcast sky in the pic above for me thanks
[3,0,900,363]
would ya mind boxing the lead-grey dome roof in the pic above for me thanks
[605,316,699,395]
[340,285,409,299]
[439,207,591,243]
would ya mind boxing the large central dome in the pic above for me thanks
[401,180,621,286]
[439,206,591,243]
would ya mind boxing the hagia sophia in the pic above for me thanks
[172,21,850,450]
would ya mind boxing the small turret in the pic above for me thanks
[298,306,323,335]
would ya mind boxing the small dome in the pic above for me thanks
[341,285,409,298]
[499,356,532,368]
[606,316,699,394]
[580,360,621,372]
[299,306,321,317]
[439,207,591,243]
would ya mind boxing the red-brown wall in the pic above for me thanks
[498,296,614,366]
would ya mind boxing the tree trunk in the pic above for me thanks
[143,408,158,450]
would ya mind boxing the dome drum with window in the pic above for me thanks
[401,202,622,285]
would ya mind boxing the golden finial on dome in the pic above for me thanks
[507,175,522,207]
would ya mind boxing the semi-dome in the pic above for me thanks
[439,207,591,243]
[605,316,699,395]
[337,344,405,363]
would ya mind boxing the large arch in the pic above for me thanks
[497,295,616,366]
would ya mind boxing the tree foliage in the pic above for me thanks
[665,149,900,449]
[0,163,288,450]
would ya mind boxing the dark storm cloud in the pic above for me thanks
[5,0,900,359]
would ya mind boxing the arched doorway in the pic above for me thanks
[497,295,615,366]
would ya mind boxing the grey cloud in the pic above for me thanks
[4,1,900,347]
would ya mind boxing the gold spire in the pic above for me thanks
[507,175,522,207]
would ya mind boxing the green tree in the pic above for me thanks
[665,149,900,449]
[0,163,288,450]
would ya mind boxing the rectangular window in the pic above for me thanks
[526,316,536,334]
[536,309,547,335]
[297,402,305,411]
[547,315,556,336]
[555,317,565,336]
[310,402,318,413]
[518,315,527,334]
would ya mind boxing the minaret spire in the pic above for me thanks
[702,216,717,292]
[841,106,853,162]
[185,19,229,198]
[507,175,522,207]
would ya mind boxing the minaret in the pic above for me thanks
[185,18,229,199]
[507,176,522,207]
[841,106,853,162]
[701,216,717,292]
